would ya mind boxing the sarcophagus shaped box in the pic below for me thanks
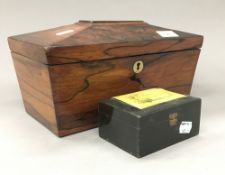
[8,21,203,137]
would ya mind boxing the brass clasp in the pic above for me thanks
[169,112,178,127]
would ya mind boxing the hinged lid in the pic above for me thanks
[8,21,203,65]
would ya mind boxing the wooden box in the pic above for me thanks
[8,21,203,137]
[99,88,201,158]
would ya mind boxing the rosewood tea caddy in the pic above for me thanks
[8,20,203,137]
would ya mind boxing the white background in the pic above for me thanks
[1,0,225,174]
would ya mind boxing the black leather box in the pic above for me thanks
[98,88,201,158]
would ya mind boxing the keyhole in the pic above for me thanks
[133,60,144,73]
[137,62,140,70]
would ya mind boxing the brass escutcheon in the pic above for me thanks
[133,60,144,73]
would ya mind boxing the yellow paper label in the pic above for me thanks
[113,88,185,109]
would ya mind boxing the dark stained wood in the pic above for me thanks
[48,49,200,136]
[8,21,203,137]
[8,21,203,64]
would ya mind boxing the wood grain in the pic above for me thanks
[8,21,203,137]
[49,49,200,136]
[10,48,200,137]
[11,53,58,135]
[8,21,203,64]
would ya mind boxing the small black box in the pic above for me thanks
[98,88,201,158]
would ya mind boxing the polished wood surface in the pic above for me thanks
[50,49,200,136]
[8,21,203,136]
[12,53,58,135]
[11,49,200,136]
[8,21,203,64]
